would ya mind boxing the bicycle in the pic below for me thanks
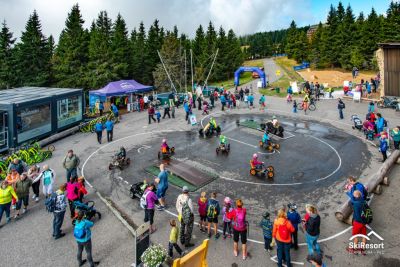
[297,99,316,111]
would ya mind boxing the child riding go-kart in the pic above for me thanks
[260,116,284,137]
[199,117,221,138]
[158,139,175,160]
[216,134,230,155]
[249,153,274,178]
[259,132,280,152]
[109,147,131,170]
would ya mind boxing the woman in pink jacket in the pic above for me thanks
[66,176,80,218]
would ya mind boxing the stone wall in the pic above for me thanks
[375,48,385,97]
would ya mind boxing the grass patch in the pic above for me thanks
[210,59,264,87]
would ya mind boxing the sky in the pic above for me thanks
[0,0,391,41]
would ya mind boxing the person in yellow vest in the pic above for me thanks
[0,180,18,224]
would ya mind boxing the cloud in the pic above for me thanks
[0,0,314,42]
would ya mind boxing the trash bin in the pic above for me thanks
[275,87,280,93]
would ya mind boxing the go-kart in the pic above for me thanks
[260,121,284,137]
[199,125,221,138]
[158,147,175,160]
[108,155,131,170]
[216,143,230,155]
[259,140,280,152]
[250,163,274,178]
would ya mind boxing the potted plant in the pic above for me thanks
[141,244,169,267]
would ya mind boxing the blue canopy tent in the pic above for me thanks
[89,80,153,107]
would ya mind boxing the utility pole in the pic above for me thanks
[190,49,194,93]
[184,49,187,93]
[204,49,219,86]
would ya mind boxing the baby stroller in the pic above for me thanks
[129,181,147,199]
[351,115,363,130]
[72,200,102,225]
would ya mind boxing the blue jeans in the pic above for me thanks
[53,210,66,237]
[276,240,291,267]
[0,202,11,224]
[66,168,77,182]
[305,233,321,255]
[339,109,344,119]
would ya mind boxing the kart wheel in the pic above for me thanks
[267,171,274,179]
[297,103,304,110]
[274,144,280,149]
[129,190,134,199]
[171,147,175,153]
[309,104,316,111]
[267,166,274,172]
[250,169,256,176]
[227,144,230,152]
[47,145,55,152]
[126,158,131,165]
[216,148,219,154]
[96,212,102,220]
[267,145,273,152]
[108,164,113,170]
[259,141,264,147]
[157,151,161,159]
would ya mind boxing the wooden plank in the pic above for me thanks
[168,161,216,187]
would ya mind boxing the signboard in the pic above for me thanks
[190,114,197,126]
[276,70,281,76]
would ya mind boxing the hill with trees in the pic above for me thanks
[0,4,244,91]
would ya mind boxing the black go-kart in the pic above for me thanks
[199,125,221,138]
[260,122,284,138]
[216,143,230,155]
[108,155,131,170]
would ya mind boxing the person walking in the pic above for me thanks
[94,120,104,144]
[197,191,208,233]
[63,149,80,182]
[66,176,80,218]
[273,208,295,267]
[227,199,248,260]
[143,183,158,234]
[105,118,114,142]
[338,98,345,119]
[379,133,388,162]
[183,101,190,123]
[376,113,385,134]
[14,173,32,218]
[259,211,273,252]
[390,127,400,150]
[209,93,215,108]
[163,103,171,119]
[74,210,100,267]
[6,169,19,209]
[197,95,202,110]
[111,102,119,122]
[28,165,40,202]
[206,192,221,239]
[176,186,195,248]
[304,205,321,256]
[33,165,56,199]
[168,219,184,257]
[0,180,18,225]
[155,164,168,210]
[220,94,226,111]
[148,105,156,124]
[347,190,367,255]
[53,184,67,239]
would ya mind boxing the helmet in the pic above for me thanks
[224,197,231,204]
[120,146,125,150]
[252,153,258,159]
[263,211,270,219]
[272,115,277,120]
[162,139,167,143]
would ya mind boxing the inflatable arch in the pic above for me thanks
[234,67,267,87]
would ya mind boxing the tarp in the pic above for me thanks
[89,80,153,97]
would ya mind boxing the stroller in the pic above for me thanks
[129,181,148,199]
[72,200,102,225]
[351,115,363,130]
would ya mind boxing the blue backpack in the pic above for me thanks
[74,222,87,239]
[44,193,57,213]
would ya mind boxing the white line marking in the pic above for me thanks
[138,145,151,154]
[124,180,129,185]
[117,176,123,180]
[226,136,257,148]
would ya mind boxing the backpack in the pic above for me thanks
[232,208,246,230]
[45,192,57,212]
[383,119,388,127]
[339,102,345,109]
[181,200,192,224]
[278,220,290,240]
[140,191,150,209]
[74,223,87,239]
[207,201,217,218]
[361,202,373,224]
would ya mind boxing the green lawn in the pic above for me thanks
[210,59,264,87]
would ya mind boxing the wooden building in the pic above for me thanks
[377,43,400,97]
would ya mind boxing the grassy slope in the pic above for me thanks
[210,59,264,87]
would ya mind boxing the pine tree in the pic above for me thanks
[338,4,355,69]
[310,23,324,68]
[360,8,382,68]
[111,13,130,80]
[53,4,89,88]
[226,29,244,78]
[0,20,16,89]
[192,25,207,83]
[285,21,298,59]
[87,11,115,89]
[14,10,51,87]
[130,22,147,83]
[382,1,400,41]
[145,19,163,84]
[350,12,366,68]
[213,26,227,81]
[153,33,181,92]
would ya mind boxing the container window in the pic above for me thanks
[57,95,82,128]
[17,103,51,142]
